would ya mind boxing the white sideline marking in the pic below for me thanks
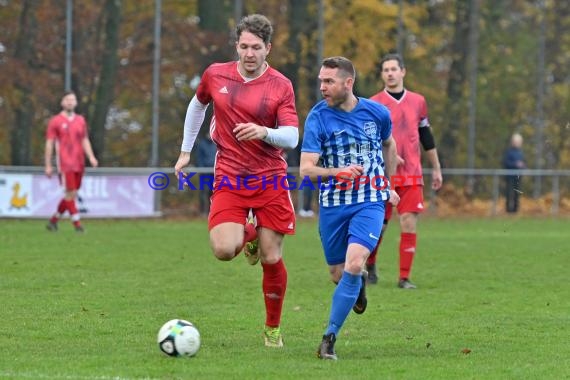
[0,371,159,380]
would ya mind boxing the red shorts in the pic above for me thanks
[385,185,425,221]
[208,178,296,235]
[60,171,83,191]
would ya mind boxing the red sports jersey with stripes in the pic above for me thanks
[46,113,88,172]
[196,62,299,186]
[370,89,429,186]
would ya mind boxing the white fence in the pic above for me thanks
[1,166,569,217]
[422,168,570,216]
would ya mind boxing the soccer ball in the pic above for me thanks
[157,319,201,357]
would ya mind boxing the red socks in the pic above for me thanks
[366,232,418,280]
[399,232,417,280]
[242,223,287,327]
[50,198,82,228]
[57,199,67,214]
[235,222,258,256]
[66,199,78,215]
[50,199,68,223]
[261,259,287,327]
[66,199,81,227]
[243,222,257,245]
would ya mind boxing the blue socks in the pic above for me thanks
[325,271,362,336]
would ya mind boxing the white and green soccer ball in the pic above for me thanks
[157,319,201,357]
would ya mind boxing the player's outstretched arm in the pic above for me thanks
[176,96,209,178]
[181,96,208,153]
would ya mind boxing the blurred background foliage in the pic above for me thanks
[0,0,568,173]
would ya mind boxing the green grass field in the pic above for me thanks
[1,217,568,380]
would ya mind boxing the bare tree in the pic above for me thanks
[439,0,470,168]
[87,0,122,162]
[10,0,39,165]
[283,0,308,93]
[198,0,232,32]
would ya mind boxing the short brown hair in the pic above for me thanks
[235,14,273,45]
[62,91,76,99]
[380,53,405,70]
[322,56,356,79]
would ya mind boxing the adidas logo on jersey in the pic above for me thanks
[219,86,228,94]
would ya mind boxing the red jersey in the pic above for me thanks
[370,89,429,186]
[196,62,299,186]
[46,113,88,172]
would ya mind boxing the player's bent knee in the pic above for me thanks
[344,262,362,275]
[212,250,235,261]
[344,256,365,275]
[259,250,282,265]
[210,240,240,261]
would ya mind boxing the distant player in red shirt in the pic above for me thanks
[174,14,299,348]
[45,91,98,232]
[369,54,442,289]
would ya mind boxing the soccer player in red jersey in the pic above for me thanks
[45,91,98,233]
[369,54,443,289]
[174,14,298,348]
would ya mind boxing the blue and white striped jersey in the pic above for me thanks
[301,98,392,207]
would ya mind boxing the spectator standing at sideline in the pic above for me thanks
[502,132,526,213]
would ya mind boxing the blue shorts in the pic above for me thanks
[318,202,385,266]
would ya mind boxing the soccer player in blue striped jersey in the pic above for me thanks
[300,56,399,360]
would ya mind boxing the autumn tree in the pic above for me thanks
[0,0,568,181]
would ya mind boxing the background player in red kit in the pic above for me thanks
[174,14,299,348]
[369,54,442,289]
[45,91,98,232]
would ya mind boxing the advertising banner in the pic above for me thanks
[0,173,156,218]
